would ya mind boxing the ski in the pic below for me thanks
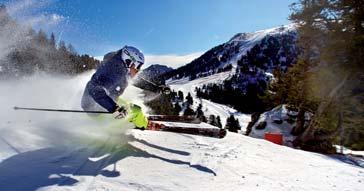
[147,116,227,138]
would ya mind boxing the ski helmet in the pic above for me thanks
[121,46,144,70]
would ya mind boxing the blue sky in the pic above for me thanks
[2,0,296,67]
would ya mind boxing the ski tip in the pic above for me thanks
[13,106,19,110]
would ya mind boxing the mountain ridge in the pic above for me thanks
[160,24,297,82]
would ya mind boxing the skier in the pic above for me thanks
[81,45,148,129]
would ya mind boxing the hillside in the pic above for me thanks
[167,71,251,130]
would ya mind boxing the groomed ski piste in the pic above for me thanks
[0,72,363,191]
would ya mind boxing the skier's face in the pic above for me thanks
[129,63,139,78]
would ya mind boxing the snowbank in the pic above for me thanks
[249,105,297,145]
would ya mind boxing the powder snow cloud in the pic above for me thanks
[5,0,65,28]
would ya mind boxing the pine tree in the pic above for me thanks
[186,92,193,105]
[208,115,217,126]
[178,91,184,101]
[50,32,56,48]
[216,115,222,128]
[173,102,182,115]
[67,44,76,55]
[183,106,195,116]
[234,118,241,131]
[225,115,241,133]
[200,115,207,123]
[36,30,48,46]
[170,90,177,101]
[288,0,364,151]
[196,104,204,118]
[58,40,67,52]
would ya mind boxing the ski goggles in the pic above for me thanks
[127,62,143,73]
[122,49,144,70]
[124,58,143,70]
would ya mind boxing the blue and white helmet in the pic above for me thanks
[121,45,144,70]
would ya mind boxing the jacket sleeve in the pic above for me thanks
[87,81,118,112]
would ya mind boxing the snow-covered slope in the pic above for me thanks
[1,126,363,191]
[167,71,251,130]
[0,73,363,191]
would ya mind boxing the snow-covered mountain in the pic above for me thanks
[139,64,173,80]
[162,24,297,81]
[133,64,173,91]
[226,24,296,67]
[164,25,298,113]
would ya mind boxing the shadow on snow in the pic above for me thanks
[0,136,216,191]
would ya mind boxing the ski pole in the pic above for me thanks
[137,76,160,88]
[13,106,111,114]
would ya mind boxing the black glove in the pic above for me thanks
[112,106,128,119]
